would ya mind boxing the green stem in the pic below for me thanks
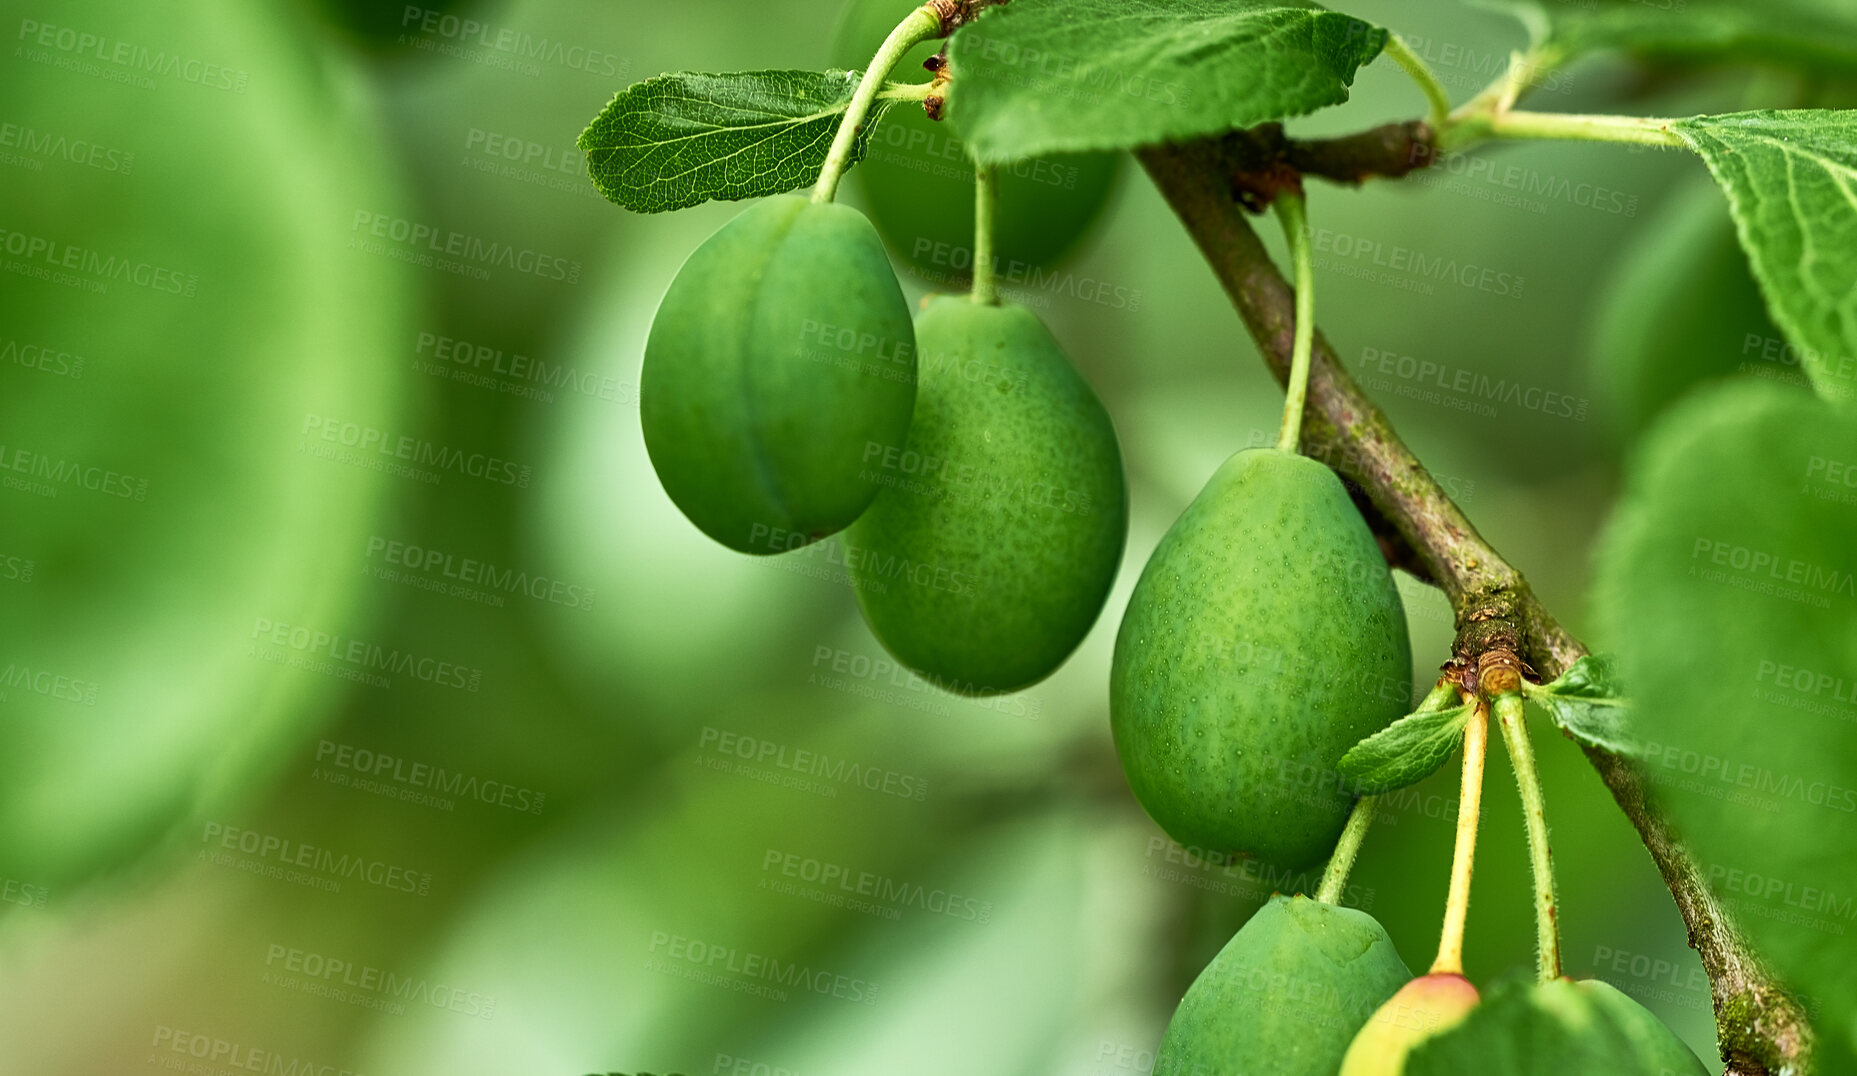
[1450,43,1562,122]
[878,82,937,105]
[1416,678,1460,715]
[1494,693,1561,982]
[1272,190,1315,454]
[1432,696,1486,977]
[1383,35,1452,134]
[1442,109,1686,152]
[972,164,999,305]
[1315,680,1458,906]
[812,5,942,204]
[1317,795,1377,905]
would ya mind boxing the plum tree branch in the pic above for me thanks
[1137,137,1813,1076]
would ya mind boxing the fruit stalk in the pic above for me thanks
[1317,680,1456,905]
[1272,189,1315,453]
[1431,695,1486,977]
[1382,34,1452,133]
[1316,795,1376,905]
[972,163,999,305]
[1494,692,1561,981]
[812,4,943,204]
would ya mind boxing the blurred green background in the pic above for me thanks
[0,0,1816,1071]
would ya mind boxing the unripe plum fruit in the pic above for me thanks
[1405,977,1709,1075]
[1156,895,1411,1076]
[846,296,1127,693]
[641,196,916,553]
[1111,448,1411,867]
[1339,973,1480,1076]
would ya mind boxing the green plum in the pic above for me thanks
[1340,974,1481,1076]
[1111,448,1411,867]
[829,0,1121,280]
[1590,176,1786,444]
[1406,978,1708,1075]
[1156,895,1412,1076]
[0,0,412,888]
[845,296,1127,693]
[641,195,916,554]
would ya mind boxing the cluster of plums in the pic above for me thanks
[639,0,1707,1062]
[1159,896,1707,1074]
[641,193,1127,694]
[640,187,1709,1072]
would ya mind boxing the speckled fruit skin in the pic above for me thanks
[641,195,916,554]
[1111,448,1411,867]
[846,296,1127,693]
[1156,895,1411,1076]
[1339,973,1480,1076]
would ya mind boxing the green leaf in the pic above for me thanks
[1407,978,1707,1075]
[1596,379,1857,1055]
[1485,0,1857,74]
[0,0,414,889]
[945,0,1387,163]
[1675,111,1857,405]
[578,69,908,213]
[1523,655,1641,756]
[1338,702,1472,795]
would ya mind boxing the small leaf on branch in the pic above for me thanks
[579,69,912,213]
[1522,654,1640,756]
[945,0,1387,163]
[1676,110,1857,404]
[1339,701,1473,795]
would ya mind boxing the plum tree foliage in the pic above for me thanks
[581,0,1857,1071]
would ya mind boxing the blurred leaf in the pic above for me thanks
[0,0,412,889]
[1486,0,1857,72]
[1675,111,1857,404]
[1596,380,1857,1055]
[1408,978,1707,1074]
[1524,655,1641,756]
[579,69,913,212]
[1339,702,1472,795]
[945,0,1387,162]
